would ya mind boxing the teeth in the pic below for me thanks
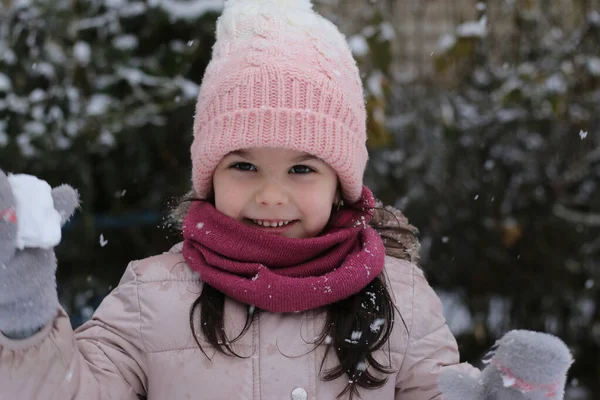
[252,220,292,227]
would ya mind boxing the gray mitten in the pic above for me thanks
[0,169,79,338]
[439,330,573,400]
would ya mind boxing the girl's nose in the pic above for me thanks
[255,181,288,206]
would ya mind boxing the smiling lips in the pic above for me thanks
[251,219,295,228]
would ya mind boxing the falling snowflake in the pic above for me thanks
[501,374,516,387]
[356,361,367,372]
[579,130,588,139]
[99,234,108,247]
[366,291,376,306]
[370,318,386,333]
[350,331,363,341]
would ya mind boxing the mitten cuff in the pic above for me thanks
[0,276,59,335]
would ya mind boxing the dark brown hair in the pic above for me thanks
[169,190,420,399]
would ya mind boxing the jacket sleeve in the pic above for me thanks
[394,267,480,400]
[0,262,148,400]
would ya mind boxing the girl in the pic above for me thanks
[0,0,482,399]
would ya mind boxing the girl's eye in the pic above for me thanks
[290,165,315,174]
[230,162,256,172]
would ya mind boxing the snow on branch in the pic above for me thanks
[553,204,600,227]
[149,0,223,21]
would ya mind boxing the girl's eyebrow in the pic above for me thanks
[294,154,321,162]
[228,150,250,158]
[227,150,321,163]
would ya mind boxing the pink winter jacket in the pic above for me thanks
[0,243,478,399]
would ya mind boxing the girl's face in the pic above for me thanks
[212,147,339,238]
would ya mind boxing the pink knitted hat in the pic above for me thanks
[190,0,368,203]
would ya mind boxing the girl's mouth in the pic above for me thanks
[245,218,298,232]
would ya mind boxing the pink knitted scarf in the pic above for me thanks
[182,187,385,313]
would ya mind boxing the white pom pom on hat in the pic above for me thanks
[224,0,314,12]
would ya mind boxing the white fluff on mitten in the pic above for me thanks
[7,174,62,249]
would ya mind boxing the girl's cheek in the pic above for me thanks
[230,172,252,183]
[291,174,320,186]
[227,173,257,190]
